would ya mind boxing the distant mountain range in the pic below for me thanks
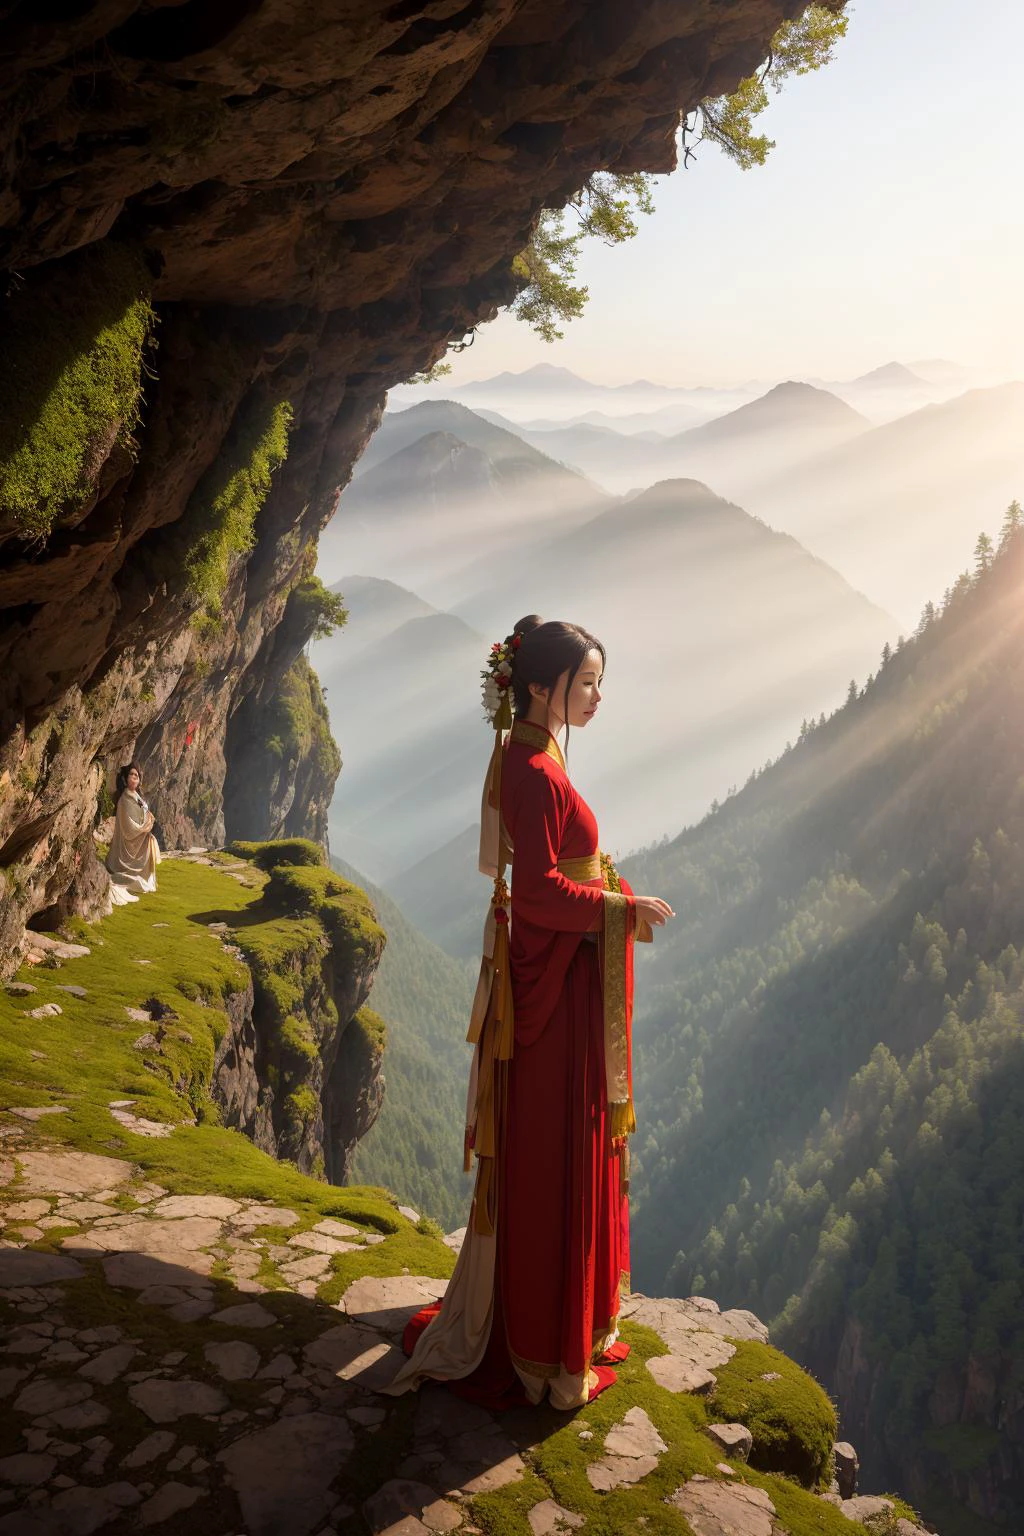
[745,382,1024,625]
[315,421,899,901]
[460,381,872,497]
[318,400,607,601]
[371,385,1024,630]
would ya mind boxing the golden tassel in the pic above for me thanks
[609,1099,636,1140]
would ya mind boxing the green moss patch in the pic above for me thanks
[181,390,292,615]
[0,242,154,539]
[707,1338,837,1487]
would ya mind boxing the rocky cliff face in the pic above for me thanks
[218,841,388,1178]
[0,0,813,970]
[829,1317,1024,1527]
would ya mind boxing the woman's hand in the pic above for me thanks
[634,896,675,929]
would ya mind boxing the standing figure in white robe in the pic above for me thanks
[106,763,161,899]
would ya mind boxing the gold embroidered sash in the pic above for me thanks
[557,852,601,882]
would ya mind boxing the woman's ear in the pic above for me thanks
[528,681,549,702]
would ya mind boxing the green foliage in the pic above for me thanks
[183,392,293,614]
[229,837,325,870]
[695,5,849,169]
[709,1340,837,1486]
[0,243,155,538]
[510,4,847,340]
[512,175,652,342]
[625,519,1024,1521]
[289,575,349,643]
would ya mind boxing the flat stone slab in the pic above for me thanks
[2,1199,51,1222]
[231,1204,299,1230]
[287,1229,360,1256]
[704,1423,753,1461]
[24,932,90,961]
[338,1275,448,1335]
[0,1249,84,1287]
[121,1429,177,1469]
[139,1482,207,1526]
[15,1148,133,1194]
[669,1476,777,1536]
[620,1295,739,1370]
[363,1479,462,1534]
[443,1228,466,1253]
[528,1499,585,1535]
[8,1105,68,1121]
[109,1106,176,1137]
[304,1324,403,1390]
[587,1454,660,1492]
[312,1218,360,1239]
[76,1214,224,1254]
[102,1250,214,1288]
[152,1194,241,1219]
[280,1252,331,1280]
[130,1378,229,1423]
[0,1451,57,1486]
[79,1344,137,1384]
[210,1301,277,1329]
[205,1341,261,1380]
[58,1199,119,1221]
[604,1405,668,1460]
[647,1354,717,1394]
[840,1495,896,1523]
[219,1412,354,1536]
[14,1378,93,1416]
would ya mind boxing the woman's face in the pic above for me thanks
[536,648,604,731]
[127,768,141,792]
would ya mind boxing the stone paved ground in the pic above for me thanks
[1,1140,925,1536]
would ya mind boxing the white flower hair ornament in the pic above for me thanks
[480,632,521,731]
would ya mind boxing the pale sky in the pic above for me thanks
[432,0,1024,388]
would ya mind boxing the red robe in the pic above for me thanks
[402,720,638,1408]
[499,723,633,1383]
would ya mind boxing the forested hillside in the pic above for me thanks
[624,508,1024,1528]
[332,858,474,1231]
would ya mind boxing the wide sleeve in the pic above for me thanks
[510,766,631,933]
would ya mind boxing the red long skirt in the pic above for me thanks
[403,943,629,1408]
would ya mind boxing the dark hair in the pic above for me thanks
[508,615,605,752]
[115,762,142,801]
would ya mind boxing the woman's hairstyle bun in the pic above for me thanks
[508,618,605,733]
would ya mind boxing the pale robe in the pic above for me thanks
[106,790,161,895]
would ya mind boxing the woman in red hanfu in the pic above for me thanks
[384,617,674,1410]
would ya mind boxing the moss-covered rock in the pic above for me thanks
[0,242,154,540]
[708,1337,838,1487]
[229,836,326,870]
